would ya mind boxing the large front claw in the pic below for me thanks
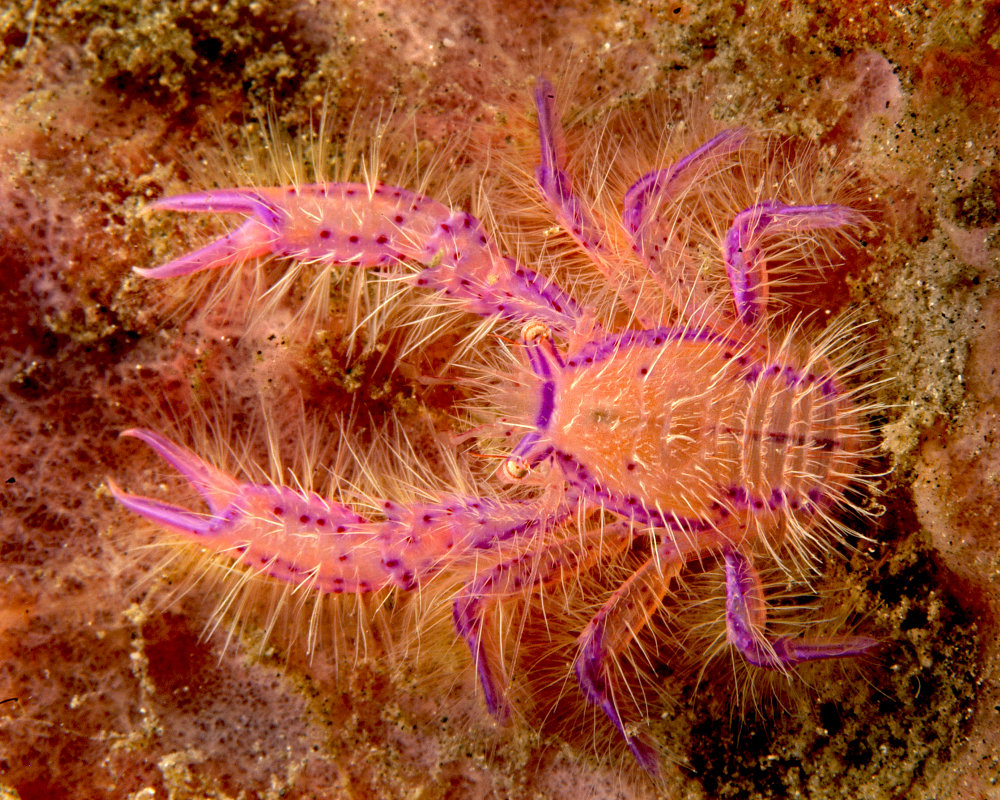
[109,428,396,593]
[113,430,569,595]
[108,428,242,533]
[138,190,282,279]
[143,182,584,332]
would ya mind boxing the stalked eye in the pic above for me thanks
[502,457,530,480]
[520,320,551,343]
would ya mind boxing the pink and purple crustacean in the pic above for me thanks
[110,78,881,774]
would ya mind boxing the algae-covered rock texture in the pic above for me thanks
[1,1,998,798]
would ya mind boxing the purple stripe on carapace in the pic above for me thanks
[536,381,556,429]
[723,484,827,515]
[743,360,844,399]
[565,326,737,368]
[525,340,555,380]
[554,449,713,533]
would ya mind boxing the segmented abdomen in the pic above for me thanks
[730,350,864,524]
[543,328,864,539]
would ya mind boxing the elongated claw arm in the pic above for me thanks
[723,547,878,670]
[144,181,583,332]
[111,430,561,594]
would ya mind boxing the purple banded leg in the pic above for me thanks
[622,128,749,237]
[452,523,632,720]
[622,128,749,326]
[534,78,653,325]
[574,541,691,775]
[414,209,582,332]
[143,182,583,333]
[723,202,862,327]
[535,78,609,258]
[111,429,565,594]
[723,547,878,669]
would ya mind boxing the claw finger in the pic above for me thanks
[120,429,240,512]
[151,189,266,215]
[134,216,276,279]
[107,479,214,536]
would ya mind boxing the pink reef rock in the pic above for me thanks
[1,2,998,799]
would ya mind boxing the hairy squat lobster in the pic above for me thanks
[111,78,880,773]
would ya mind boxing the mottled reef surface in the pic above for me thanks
[1,1,999,799]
